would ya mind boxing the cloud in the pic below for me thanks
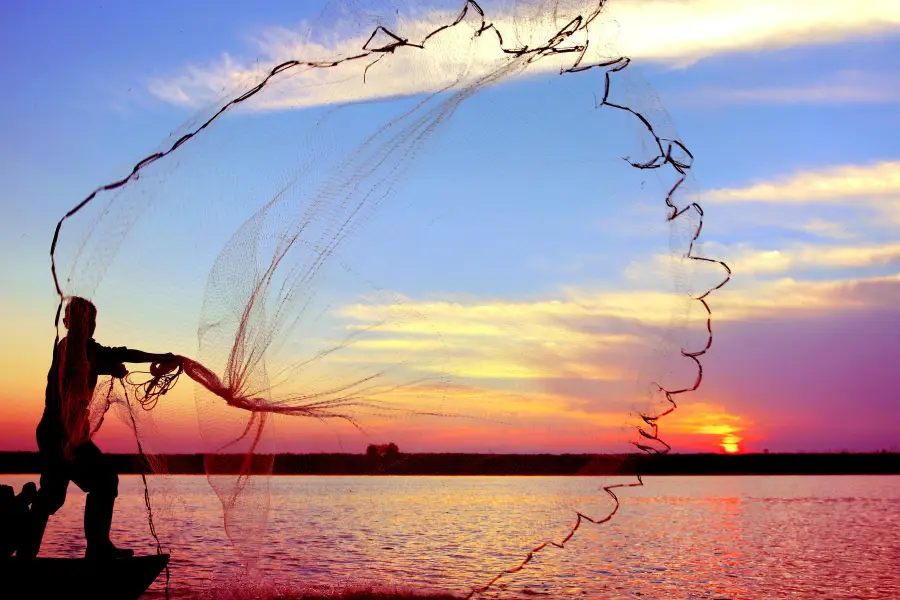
[341,272,900,334]
[693,162,900,242]
[146,0,900,110]
[705,241,900,276]
[146,5,571,112]
[669,71,900,107]
[798,218,857,240]
[326,274,900,452]
[713,273,900,320]
[336,296,649,384]
[698,161,900,205]
[607,0,900,66]
[328,273,899,403]
[629,236,900,292]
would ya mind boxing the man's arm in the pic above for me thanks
[91,340,176,369]
[109,347,175,364]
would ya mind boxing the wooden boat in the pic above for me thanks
[0,553,169,600]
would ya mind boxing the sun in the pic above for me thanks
[721,434,742,454]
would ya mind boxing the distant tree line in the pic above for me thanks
[366,443,400,458]
[0,451,899,475]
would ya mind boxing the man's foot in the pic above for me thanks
[85,543,135,560]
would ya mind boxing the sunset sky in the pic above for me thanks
[1,0,898,456]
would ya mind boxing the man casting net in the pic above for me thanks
[38,0,729,597]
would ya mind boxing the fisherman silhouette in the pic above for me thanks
[18,297,178,559]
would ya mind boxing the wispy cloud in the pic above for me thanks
[798,218,857,240]
[336,296,649,383]
[670,71,900,107]
[308,272,900,453]
[713,273,900,319]
[698,161,900,204]
[330,273,899,388]
[630,236,900,287]
[146,0,900,110]
[694,161,900,237]
[704,241,900,276]
[607,0,900,65]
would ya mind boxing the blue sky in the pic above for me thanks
[1,1,898,454]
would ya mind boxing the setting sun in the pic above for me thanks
[662,402,749,453]
[721,434,742,454]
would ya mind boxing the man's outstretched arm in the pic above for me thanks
[111,347,176,364]
[90,340,177,369]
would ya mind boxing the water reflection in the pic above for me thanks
[1,474,897,599]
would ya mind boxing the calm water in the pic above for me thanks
[2,474,897,599]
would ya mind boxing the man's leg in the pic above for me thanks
[71,441,132,558]
[17,463,68,558]
[1,485,16,557]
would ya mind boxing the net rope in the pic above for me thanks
[47,1,731,596]
[119,377,170,599]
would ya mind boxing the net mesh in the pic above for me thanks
[46,1,729,597]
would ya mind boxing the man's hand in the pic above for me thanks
[150,354,182,377]
[153,352,180,365]
[111,362,128,379]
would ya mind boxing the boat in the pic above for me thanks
[0,553,169,600]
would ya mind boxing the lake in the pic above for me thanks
[2,474,897,599]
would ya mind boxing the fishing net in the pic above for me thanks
[47,0,728,597]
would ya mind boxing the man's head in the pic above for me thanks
[63,296,97,338]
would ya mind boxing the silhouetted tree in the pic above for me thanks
[365,443,400,458]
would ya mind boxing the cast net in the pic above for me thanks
[47,0,729,597]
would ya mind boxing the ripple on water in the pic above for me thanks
[1,474,898,599]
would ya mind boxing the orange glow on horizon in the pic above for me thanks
[662,402,750,454]
[721,433,742,453]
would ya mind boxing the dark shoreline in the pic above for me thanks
[0,452,898,476]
